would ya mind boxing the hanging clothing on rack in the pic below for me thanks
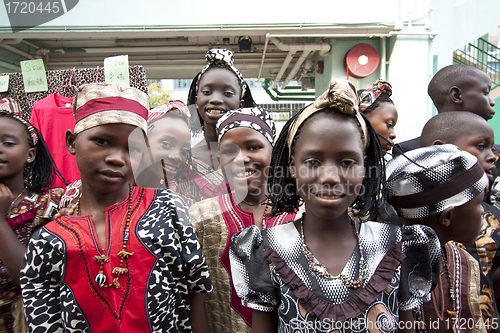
[30,93,77,188]
[0,65,148,121]
[0,65,148,189]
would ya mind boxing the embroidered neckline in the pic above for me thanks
[299,214,369,289]
[77,185,137,289]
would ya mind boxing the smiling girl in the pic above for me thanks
[189,107,300,332]
[187,49,256,199]
[230,80,440,333]
[131,100,202,206]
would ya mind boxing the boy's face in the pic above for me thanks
[449,191,484,245]
[67,123,136,194]
[451,117,496,181]
[461,72,496,120]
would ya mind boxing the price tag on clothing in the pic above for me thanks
[104,55,130,88]
[20,59,48,93]
[0,75,8,92]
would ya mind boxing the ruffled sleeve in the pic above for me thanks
[398,224,441,311]
[229,225,280,312]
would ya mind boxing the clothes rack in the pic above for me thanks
[0,65,147,121]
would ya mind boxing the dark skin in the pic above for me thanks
[193,67,244,170]
[218,127,272,228]
[0,118,35,283]
[66,124,209,333]
[289,115,363,276]
[441,72,495,120]
[252,114,414,332]
[399,194,485,332]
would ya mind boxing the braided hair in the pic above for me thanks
[268,106,386,221]
[0,114,64,193]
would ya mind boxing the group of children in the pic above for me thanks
[0,47,496,333]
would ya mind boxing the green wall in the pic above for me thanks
[490,95,500,144]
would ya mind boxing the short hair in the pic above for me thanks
[420,111,486,147]
[428,65,488,111]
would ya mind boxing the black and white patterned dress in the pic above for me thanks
[230,221,441,333]
[20,187,212,333]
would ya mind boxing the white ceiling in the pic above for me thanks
[0,25,395,82]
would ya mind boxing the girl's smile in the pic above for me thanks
[196,67,244,129]
[219,127,272,202]
[147,116,190,181]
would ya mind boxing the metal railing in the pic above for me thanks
[454,37,500,89]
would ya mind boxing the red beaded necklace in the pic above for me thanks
[78,185,135,289]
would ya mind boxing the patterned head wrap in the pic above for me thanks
[359,79,393,112]
[197,48,246,98]
[147,100,190,124]
[0,97,38,146]
[287,79,369,156]
[73,83,149,134]
[386,144,488,219]
[216,106,276,145]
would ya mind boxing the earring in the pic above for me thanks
[291,174,295,179]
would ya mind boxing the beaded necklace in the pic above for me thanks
[78,185,136,289]
[299,215,369,289]
[414,247,459,333]
[6,187,26,216]
[445,246,459,333]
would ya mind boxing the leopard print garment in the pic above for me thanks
[464,209,500,333]
[20,188,211,332]
[0,65,147,121]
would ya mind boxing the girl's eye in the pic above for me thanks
[386,122,394,129]
[477,143,485,150]
[180,147,190,157]
[2,141,15,146]
[224,91,235,97]
[129,146,141,155]
[202,89,211,95]
[222,149,236,156]
[340,159,356,167]
[248,146,261,151]
[305,159,320,167]
[161,141,173,149]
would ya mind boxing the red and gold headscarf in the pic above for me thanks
[359,79,392,112]
[73,83,149,134]
[0,97,38,146]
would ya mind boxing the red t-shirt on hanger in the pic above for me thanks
[30,93,78,188]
